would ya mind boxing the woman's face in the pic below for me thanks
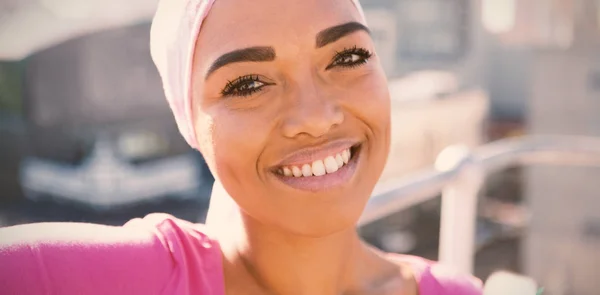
[192,0,390,236]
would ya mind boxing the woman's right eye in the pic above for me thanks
[221,75,273,97]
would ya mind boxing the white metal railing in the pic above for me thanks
[358,135,600,275]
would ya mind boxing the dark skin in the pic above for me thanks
[190,0,417,294]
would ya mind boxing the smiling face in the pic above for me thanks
[192,0,391,236]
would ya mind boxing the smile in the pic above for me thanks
[272,142,362,192]
[277,148,351,177]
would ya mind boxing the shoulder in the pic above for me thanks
[125,213,224,294]
[388,254,483,295]
[124,213,223,274]
[124,213,218,248]
[0,213,223,295]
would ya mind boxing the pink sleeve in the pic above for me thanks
[0,213,224,295]
[418,263,483,295]
[395,255,483,295]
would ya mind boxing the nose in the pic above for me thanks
[281,78,344,139]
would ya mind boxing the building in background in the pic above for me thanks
[362,1,600,289]
[523,0,600,294]
[0,23,214,225]
[362,0,485,87]
[468,0,600,292]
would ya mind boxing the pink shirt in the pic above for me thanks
[0,213,482,294]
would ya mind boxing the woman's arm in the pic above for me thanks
[0,217,174,294]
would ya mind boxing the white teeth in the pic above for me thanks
[301,164,312,177]
[282,167,292,176]
[292,166,302,177]
[342,149,350,164]
[279,148,353,178]
[324,156,338,173]
[311,160,326,176]
[335,154,344,168]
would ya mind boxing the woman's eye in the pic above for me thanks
[237,80,264,92]
[221,75,272,97]
[327,46,373,70]
[338,54,362,64]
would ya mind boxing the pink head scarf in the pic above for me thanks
[150,0,367,149]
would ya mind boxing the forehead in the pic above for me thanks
[194,0,363,68]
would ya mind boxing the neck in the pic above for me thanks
[217,211,397,295]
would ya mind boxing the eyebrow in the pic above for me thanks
[204,22,370,79]
[316,21,370,48]
[205,46,276,79]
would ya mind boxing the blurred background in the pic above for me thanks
[0,0,599,294]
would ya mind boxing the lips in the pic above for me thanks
[271,141,362,192]
[277,148,351,177]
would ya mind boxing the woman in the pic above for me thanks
[0,0,483,294]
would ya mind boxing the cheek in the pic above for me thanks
[343,71,392,173]
[345,71,391,132]
[195,105,273,182]
[199,106,285,226]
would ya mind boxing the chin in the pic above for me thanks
[273,188,374,238]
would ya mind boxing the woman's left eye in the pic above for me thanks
[221,75,273,98]
[326,46,373,70]
[237,81,264,92]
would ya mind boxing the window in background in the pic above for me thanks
[494,0,575,49]
[396,0,469,60]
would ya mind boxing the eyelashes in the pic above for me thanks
[326,45,373,70]
[221,75,273,97]
[220,46,373,98]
